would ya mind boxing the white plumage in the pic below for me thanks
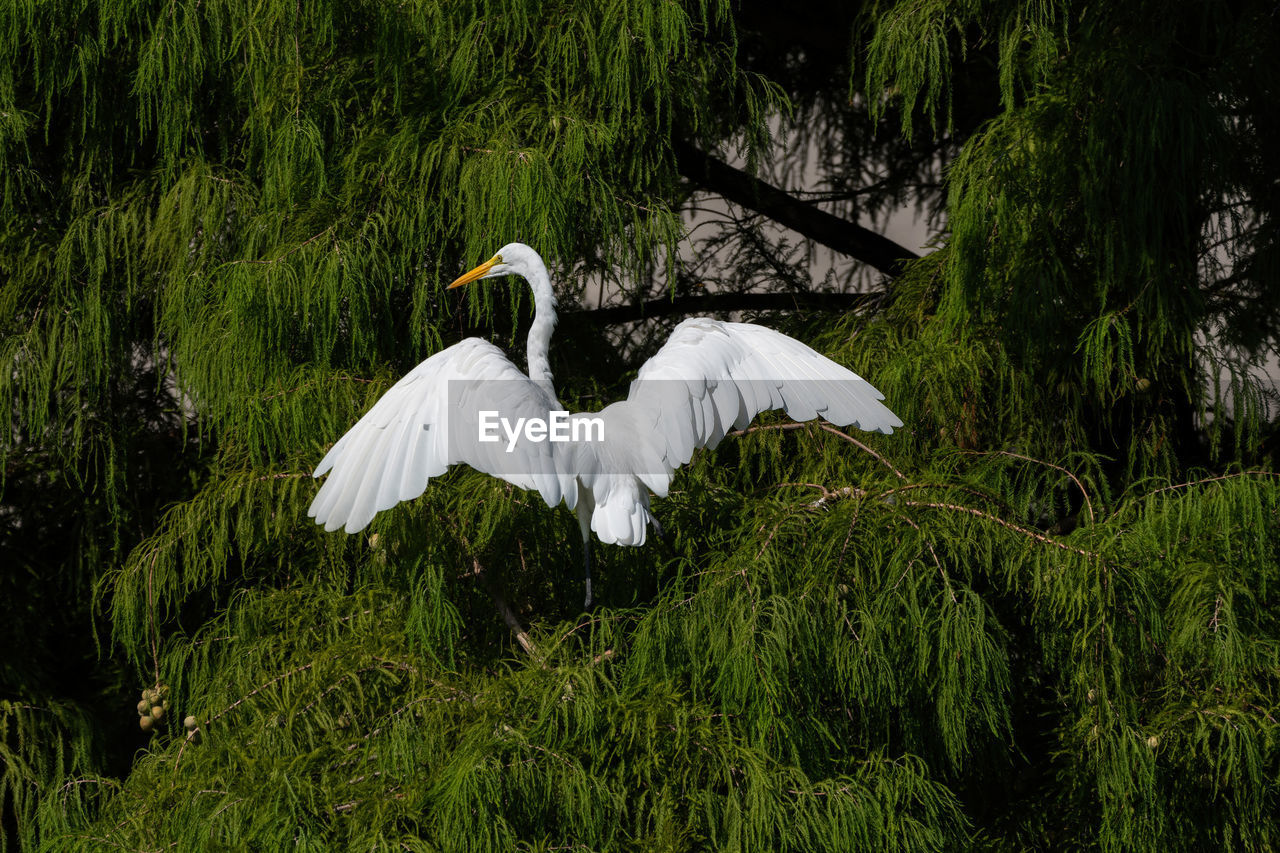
[309,243,902,607]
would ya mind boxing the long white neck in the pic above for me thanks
[523,260,558,399]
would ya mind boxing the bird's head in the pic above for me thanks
[447,242,544,289]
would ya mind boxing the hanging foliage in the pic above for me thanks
[2,0,1278,850]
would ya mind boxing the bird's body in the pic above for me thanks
[309,243,902,607]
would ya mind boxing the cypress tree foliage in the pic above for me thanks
[2,0,1278,850]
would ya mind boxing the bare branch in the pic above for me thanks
[1145,470,1280,496]
[568,291,875,325]
[674,141,919,276]
[444,520,544,664]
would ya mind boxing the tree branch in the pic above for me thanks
[567,290,876,325]
[470,554,541,662]
[673,140,919,277]
[443,519,544,664]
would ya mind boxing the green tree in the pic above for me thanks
[2,0,1277,849]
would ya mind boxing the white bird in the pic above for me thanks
[308,243,902,608]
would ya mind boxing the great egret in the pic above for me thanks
[308,243,902,608]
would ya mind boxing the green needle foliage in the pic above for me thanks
[3,0,1278,850]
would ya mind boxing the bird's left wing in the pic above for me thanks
[618,317,902,473]
[308,338,572,534]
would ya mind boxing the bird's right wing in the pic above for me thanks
[308,338,571,534]
[560,318,900,547]
[620,317,902,472]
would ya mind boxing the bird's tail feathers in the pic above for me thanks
[589,475,653,546]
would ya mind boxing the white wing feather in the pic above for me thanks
[308,338,568,534]
[576,318,902,545]
[620,318,900,464]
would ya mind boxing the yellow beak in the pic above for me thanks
[446,256,500,289]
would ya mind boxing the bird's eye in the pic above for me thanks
[493,254,504,264]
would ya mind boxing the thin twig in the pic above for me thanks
[817,423,907,480]
[297,665,390,717]
[1146,470,1280,496]
[174,662,316,775]
[476,554,541,662]
[773,481,830,493]
[731,421,906,480]
[58,777,120,794]
[836,501,862,566]
[1209,595,1223,633]
[960,449,1095,524]
[902,500,1099,559]
[897,513,957,603]
[146,551,161,686]
[755,513,792,558]
[207,663,316,726]
[559,609,633,641]
[877,481,1009,511]
[773,481,868,509]
[731,423,810,438]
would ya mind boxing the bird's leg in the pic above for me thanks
[581,537,594,612]
[575,499,596,612]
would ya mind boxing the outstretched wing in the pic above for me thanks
[576,318,902,541]
[623,318,901,468]
[308,338,572,534]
